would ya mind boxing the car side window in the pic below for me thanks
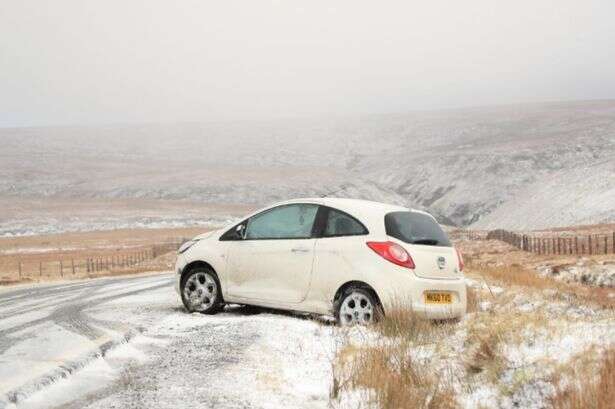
[245,204,319,240]
[323,208,368,237]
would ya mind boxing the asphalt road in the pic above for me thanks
[0,273,333,409]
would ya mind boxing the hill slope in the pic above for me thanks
[1,100,614,230]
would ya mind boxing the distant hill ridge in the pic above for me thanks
[1,100,614,230]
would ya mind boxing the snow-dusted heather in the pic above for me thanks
[2,266,615,408]
[2,100,614,230]
[537,258,615,288]
[330,275,615,409]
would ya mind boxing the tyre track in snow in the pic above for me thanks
[0,273,175,407]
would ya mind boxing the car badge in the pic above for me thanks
[437,256,446,269]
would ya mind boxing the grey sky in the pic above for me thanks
[1,0,614,127]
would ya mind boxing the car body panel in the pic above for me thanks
[225,238,316,303]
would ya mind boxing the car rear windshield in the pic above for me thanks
[385,211,451,247]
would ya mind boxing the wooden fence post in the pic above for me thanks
[605,236,608,255]
[39,261,42,277]
[72,259,75,275]
[60,261,63,277]
[588,235,592,255]
[18,261,22,279]
[553,238,556,254]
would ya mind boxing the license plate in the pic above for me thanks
[424,292,452,304]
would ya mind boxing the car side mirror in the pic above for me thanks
[235,224,246,240]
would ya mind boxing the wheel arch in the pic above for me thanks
[181,260,216,279]
[180,260,225,301]
[333,280,383,308]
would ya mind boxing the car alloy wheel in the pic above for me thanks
[182,270,219,312]
[338,290,376,325]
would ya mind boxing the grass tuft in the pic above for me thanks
[332,342,458,409]
[551,348,615,409]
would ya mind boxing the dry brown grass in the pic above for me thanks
[0,227,203,285]
[332,342,458,409]
[469,262,615,310]
[331,301,459,408]
[466,286,480,313]
[470,263,556,290]
[464,316,507,381]
[374,301,437,343]
[551,348,615,409]
[465,332,506,381]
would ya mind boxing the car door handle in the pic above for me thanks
[291,247,310,253]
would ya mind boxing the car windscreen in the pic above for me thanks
[384,211,451,247]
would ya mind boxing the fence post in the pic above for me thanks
[552,238,556,254]
[18,261,22,279]
[72,259,75,275]
[60,261,63,277]
[588,235,592,255]
[39,261,42,277]
[613,232,615,254]
[605,236,608,255]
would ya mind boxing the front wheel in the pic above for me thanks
[180,268,223,314]
[335,287,382,326]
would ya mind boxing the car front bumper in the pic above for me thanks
[174,253,188,296]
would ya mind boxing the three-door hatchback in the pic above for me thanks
[175,198,466,325]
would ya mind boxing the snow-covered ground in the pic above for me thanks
[1,267,614,408]
[0,272,336,409]
[0,216,236,238]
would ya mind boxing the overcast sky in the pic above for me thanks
[1,0,614,127]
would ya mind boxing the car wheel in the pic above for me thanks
[180,268,223,314]
[335,287,381,326]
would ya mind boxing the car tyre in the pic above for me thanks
[180,267,223,314]
[335,286,382,326]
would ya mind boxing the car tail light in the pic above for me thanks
[455,247,464,272]
[366,241,415,269]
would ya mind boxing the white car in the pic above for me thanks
[174,198,466,324]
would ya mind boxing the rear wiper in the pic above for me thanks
[412,238,439,245]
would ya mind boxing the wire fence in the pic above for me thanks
[5,238,190,282]
[452,228,615,256]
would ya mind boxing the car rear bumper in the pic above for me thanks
[377,274,467,319]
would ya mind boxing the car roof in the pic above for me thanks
[277,197,407,212]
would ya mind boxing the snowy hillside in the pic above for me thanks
[1,100,614,230]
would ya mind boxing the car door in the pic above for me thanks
[311,206,369,297]
[225,203,319,304]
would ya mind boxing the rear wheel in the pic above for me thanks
[180,268,223,314]
[335,287,381,326]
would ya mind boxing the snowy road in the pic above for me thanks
[0,273,335,409]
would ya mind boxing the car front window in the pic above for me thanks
[245,204,318,239]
